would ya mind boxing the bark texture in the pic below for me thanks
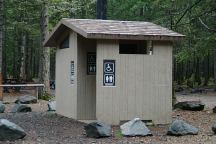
[0,0,3,72]
[40,1,50,95]
[0,0,3,100]
[96,0,107,19]
[20,34,26,80]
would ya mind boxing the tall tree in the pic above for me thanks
[19,34,26,81]
[0,0,3,73]
[40,0,50,95]
[214,49,216,84]
[0,0,3,100]
[96,0,107,19]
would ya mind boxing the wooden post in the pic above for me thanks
[0,73,3,101]
[34,87,39,102]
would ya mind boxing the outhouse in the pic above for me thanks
[44,19,184,125]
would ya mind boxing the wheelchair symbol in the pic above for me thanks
[106,64,112,72]
[104,63,114,73]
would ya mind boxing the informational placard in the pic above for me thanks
[103,60,115,86]
[70,61,75,84]
[87,52,96,75]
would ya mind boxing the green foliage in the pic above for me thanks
[49,0,96,28]
[2,0,216,87]
[3,0,96,79]
[115,130,123,139]
[107,0,215,73]
[43,111,57,117]
[40,92,52,101]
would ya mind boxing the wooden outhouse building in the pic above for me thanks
[44,19,184,125]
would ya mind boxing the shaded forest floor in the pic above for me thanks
[0,91,216,144]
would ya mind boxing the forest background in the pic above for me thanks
[0,0,215,95]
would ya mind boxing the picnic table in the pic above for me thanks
[0,84,44,101]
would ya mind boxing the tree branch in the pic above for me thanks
[176,8,216,27]
[198,17,216,32]
[174,0,203,28]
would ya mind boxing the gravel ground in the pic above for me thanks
[0,91,216,144]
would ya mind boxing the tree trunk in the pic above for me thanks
[13,35,20,79]
[195,57,201,85]
[96,0,107,19]
[204,52,210,86]
[40,1,50,95]
[214,49,216,84]
[0,0,3,100]
[20,34,26,81]
[0,0,3,73]
[26,36,33,81]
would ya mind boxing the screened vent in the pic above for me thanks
[60,35,69,49]
[119,40,153,55]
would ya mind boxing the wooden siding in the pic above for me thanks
[56,31,78,119]
[77,35,96,120]
[96,40,172,125]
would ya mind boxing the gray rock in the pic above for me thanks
[0,101,5,113]
[213,106,216,113]
[0,119,26,141]
[212,123,216,134]
[15,95,37,104]
[175,86,184,92]
[48,101,56,111]
[120,118,152,136]
[190,88,206,94]
[181,91,188,95]
[11,104,32,113]
[167,120,199,136]
[84,122,111,138]
[174,101,205,111]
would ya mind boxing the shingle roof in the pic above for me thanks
[44,19,184,47]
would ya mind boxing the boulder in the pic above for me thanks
[0,101,5,113]
[190,88,206,94]
[15,95,37,104]
[3,87,10,93]
[213,106,216,113]
[175,86,184,92]
[84,122,111,138]
[181,91,189,95]
[0,119,26,141]
[174,101,205,111]
[48,101,56,111]
[120,118,152,137]
[212,123,216,134]
[167,120,199,136]
[11,104,32,113]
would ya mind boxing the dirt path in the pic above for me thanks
[2,91,48,113]
[176,92,216,109]
[0,110,216,144]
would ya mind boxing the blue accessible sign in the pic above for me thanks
[103,60,115,86]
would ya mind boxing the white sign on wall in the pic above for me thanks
[70,61,75,84]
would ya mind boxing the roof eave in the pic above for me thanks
[86,33,185,41]
[43,18,88,47]
[43,19,64,47]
